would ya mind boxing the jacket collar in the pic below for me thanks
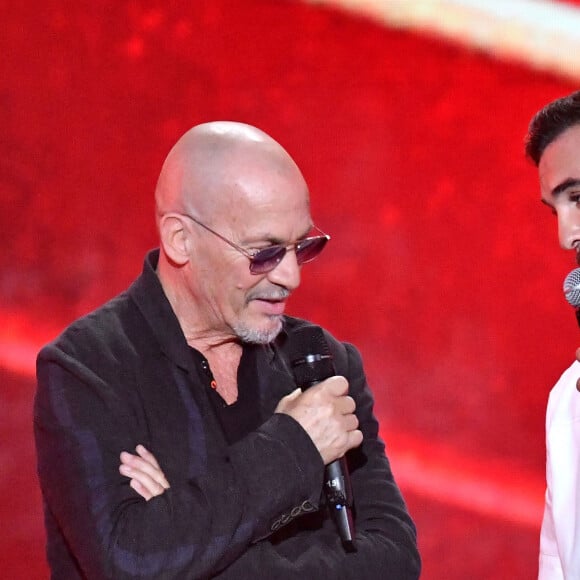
[128,249,193,372]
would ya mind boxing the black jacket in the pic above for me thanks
[34,249,420,579]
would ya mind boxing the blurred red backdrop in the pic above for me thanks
[2,1,579,578]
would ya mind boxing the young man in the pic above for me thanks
[526,91,580,579]
[34,121,420,578]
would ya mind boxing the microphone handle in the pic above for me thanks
[324,457,356,550]
[302,377,356,551]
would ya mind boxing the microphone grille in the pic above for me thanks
[289,326,335,388]
[563,267,580,307]
[289,326,330,360]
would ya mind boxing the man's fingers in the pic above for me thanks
[119,462,167,500]
[343,412,359,432]
[337,395,356,415]
[274,388,302,414]
[129,478,153,501]
[325,375,349,396]
[348,429,364,449]
[119,447,171,495]
[120,449,170,488]
[275,375,362,465]
[136,444,163,472]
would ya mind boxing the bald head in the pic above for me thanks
[155,121,308,225]
[154,122,320,344]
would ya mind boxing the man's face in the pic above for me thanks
[539,124,580,255]
[188,171,313,344]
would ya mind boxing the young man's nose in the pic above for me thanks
[558,211,580,250]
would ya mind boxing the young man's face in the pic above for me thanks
[539,124,580,256]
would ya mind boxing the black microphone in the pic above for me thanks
[289,326,356,551]
[563,267,580,327]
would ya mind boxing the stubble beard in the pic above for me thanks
[234,287,290,344]
[233,315,283,344]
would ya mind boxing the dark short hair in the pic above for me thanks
[525,90,580,166]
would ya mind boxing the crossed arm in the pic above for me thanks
[121,377,361,500]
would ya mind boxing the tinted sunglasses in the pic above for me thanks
[180,213,330,274]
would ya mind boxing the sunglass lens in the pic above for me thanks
[249,245,287,274]
[295,236,328,265]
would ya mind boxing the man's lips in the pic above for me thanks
[253,297,288,316]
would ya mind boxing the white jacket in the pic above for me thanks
[539,361,580,579]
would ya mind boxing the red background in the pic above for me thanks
[2,1,579,578]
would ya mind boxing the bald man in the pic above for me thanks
[34,122,420,579]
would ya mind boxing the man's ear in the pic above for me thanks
[159,215,191,266]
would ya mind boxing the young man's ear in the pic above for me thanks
[159,215,191,266]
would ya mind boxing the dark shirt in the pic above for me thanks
[34,249,420,579]
[191,347,262,445]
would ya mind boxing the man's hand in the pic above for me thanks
[275,376,363,465]
[119,445,170,501]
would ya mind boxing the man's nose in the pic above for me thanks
[558,209,580,250]
[267,248,301,290]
